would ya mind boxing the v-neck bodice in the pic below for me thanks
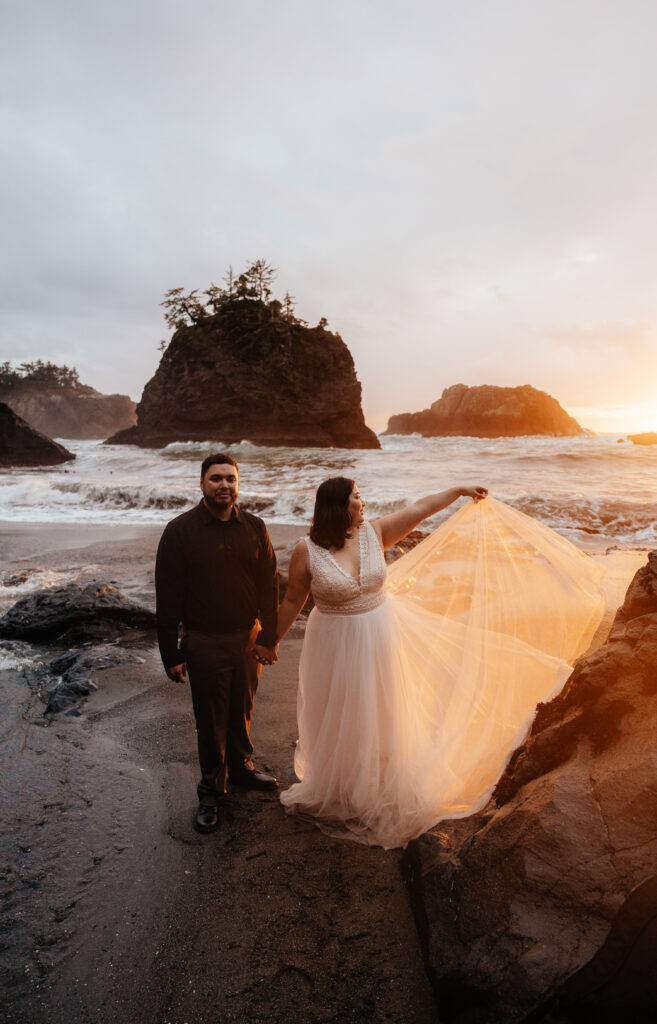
[305,521,387,615]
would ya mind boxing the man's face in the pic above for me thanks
[201,463,238,518]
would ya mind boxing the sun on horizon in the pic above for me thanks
[570,401,657,436]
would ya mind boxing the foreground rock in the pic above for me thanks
[44,646,144,714]
[0,385,136,440]
[0,581,156,641]
[385,383,583,437]
[406,550,657,1022]
[0,402,75,467]
[628,431,657,446]
[106,297,379,449]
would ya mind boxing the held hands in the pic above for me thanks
[167,662,188,684]
[252,643,279,666]
[461,486,488,503]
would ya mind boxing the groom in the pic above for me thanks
[155,452,279,833]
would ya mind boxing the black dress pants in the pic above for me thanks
[184,628,261,805]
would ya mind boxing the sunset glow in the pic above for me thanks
[570,401,657,436]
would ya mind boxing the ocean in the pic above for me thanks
[1,433,656,549]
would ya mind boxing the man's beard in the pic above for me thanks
[204,491,236,511]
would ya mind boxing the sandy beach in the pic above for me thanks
[0,521,648,1024]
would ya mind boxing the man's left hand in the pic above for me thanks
[252,643,278,666]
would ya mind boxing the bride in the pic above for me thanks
[277,477,605,850]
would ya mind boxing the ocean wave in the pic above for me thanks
[1,436,655,543]
[505,494,657,543]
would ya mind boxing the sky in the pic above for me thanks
[1,0,656,434]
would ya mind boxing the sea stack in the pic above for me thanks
[0,402,75,467]
[107,297,379,450]
[385,383,583,437]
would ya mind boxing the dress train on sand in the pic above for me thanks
[280,498,605,849]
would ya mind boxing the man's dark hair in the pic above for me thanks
[309,476,356,550]
[200,452,239,477]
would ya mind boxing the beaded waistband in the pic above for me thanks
[313,590,387,616]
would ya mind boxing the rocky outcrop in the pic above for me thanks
[385,384,583,437]
[0,385,136,440]
[0,580,156,642]
[406,551,657,1022]
[628,431,657,446]
[106,299,379,449]
[0,402,75,466]
[43,646,144,714]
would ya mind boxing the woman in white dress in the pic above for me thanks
[277,477,605,850]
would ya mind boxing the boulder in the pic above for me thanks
[385,384,583,437]
[628,432,657,446]
[405,550,657,1023]
[0,580,156,642]
[0,402,75,467]
[43,646,144,714]
[0,386,136,440]
[106,298,379,449]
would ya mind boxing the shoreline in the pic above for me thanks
[1,518,435,1023]
[0,520,650,1022]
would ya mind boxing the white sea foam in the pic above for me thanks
[0,435,655,544]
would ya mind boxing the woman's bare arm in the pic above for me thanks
[277,540,312,641]
[372,485,487,549]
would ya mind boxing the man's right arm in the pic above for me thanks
[155,523,186,673]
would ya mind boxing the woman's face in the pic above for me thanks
[347,485,365,528]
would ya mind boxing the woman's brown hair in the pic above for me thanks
[309,476,356,550]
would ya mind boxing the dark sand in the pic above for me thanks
[0,523,437,1024]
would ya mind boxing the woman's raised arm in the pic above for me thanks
[277,540,312,642]
[373,485,488,549]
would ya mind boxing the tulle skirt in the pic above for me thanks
[280,499,606,849]
[280,592,572,850]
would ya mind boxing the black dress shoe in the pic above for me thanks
[229,768,278,791]
[195,803,220,832]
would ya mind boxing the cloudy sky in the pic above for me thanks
[2,0,656,432]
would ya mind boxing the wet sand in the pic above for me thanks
[0,522,648,1023]
[0,522,436,1024]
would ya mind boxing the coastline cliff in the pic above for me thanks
[107,292,379,450]
[0,386,136,440]
[0,362,135,440]
[385,383,584,437]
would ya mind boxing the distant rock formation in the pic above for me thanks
[0,402,75,467]
[628,431,657,446]
[106,298,379,449]
[406,550,657,1022]
[0,386,136,440]
[385,383,583,437]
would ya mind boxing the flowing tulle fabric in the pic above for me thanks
[280,498,606,849]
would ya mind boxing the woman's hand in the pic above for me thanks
[374,484,490,548]
[461,486,488,502]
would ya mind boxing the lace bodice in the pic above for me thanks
[305,521,388,615]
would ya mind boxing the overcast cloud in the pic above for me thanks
[2,0,656,431]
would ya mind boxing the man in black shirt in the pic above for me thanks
[155,452,279,833]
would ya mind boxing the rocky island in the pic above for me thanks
[107,260,378,448]
[628,431,657,446]
[107,261,379,450]
[385,383,583,437]
[0,361,136,440]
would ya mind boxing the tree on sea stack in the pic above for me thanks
[107,259,379,450]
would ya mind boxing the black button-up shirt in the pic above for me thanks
[155,500,278,669]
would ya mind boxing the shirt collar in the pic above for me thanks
[198,499,242,525]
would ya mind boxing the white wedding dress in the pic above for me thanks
[280,498,606,849]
